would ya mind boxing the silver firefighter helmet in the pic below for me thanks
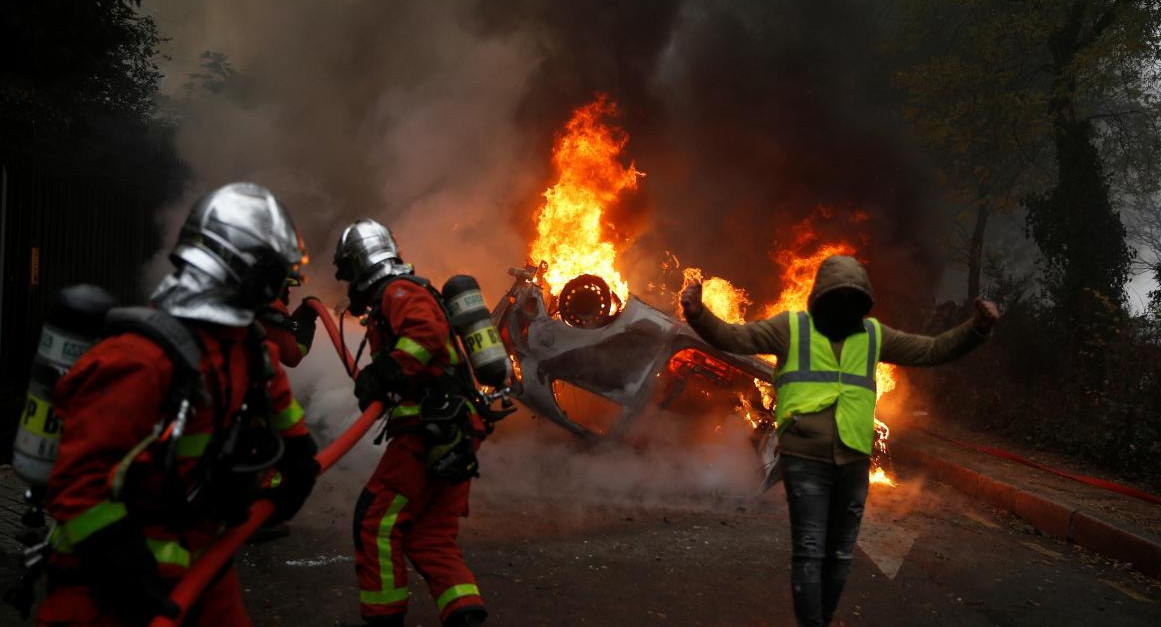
[152,183,305,326]
[333,219,411,293]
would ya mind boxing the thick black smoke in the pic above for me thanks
[154,1,943,319]
[646,2,944,309]
[469,0,944,320]
[148,0,950,500]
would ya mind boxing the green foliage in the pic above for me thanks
[896,0,1161,320]
[1025,120,1133,323]
[0,0,164,127]
[898,2,1161,486]
[894,0,1055,208]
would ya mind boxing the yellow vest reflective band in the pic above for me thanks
[773,312,882,455]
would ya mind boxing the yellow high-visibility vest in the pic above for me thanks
[773,312,882,455]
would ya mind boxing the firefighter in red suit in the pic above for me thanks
[333,219,487,627]
[36,183,319,626]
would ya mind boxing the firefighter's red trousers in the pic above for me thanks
[36,566,249,626]
[354,434,483,622]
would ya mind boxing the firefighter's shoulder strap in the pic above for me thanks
[375,274,476,390]
[103,307,204,403]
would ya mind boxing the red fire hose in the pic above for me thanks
[303,296,358,376]
[150,299,374,627]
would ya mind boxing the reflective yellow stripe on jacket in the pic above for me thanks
[395,337,432,365]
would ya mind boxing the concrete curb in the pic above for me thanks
[892,442,1161,580]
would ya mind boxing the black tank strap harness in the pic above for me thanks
[103,309,280,523]
[373,274,514,423]
[362,274,502,482]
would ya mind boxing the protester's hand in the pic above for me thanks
[972,298,1000,332]
[680,281,704,321]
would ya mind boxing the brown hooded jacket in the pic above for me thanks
[687,255,988,464]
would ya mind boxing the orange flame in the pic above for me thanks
[681,267,751,324]
[735,393,762,429]
[529,95,643,301]
[761,242,857,318]
[869,465,896,486]
[529,106,900,485]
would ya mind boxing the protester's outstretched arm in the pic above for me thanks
[881,298,999,366]
[680,280,788,356]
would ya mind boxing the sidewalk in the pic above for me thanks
[0,465,28,562]
[890,418,1161,580]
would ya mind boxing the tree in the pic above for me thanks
[894,0,1161,323]
[1126,196,1161,315]
[893,0,1056,301]
[0,0,164,128]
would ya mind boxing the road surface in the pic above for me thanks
[232,455,1161,627]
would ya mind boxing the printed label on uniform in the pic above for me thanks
[37,327,94,364]
[447,291,485,317]
[62,341,88,360]
[463,327,502,355]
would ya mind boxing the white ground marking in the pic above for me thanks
[857,507,920,580]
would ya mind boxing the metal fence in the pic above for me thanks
[0,146,175,460]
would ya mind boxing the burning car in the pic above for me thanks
[494,95,896,490]
[491,262,785,490]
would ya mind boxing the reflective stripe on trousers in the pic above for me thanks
[358,493,411,606]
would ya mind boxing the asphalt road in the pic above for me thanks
[230,463,1161,627]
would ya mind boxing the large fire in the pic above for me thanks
[530,96,898,486]
[529,95,643,302]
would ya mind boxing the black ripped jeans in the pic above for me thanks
[782,455,870,627]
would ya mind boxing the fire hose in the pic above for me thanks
[149,298,372,627]
[304,296,358,376]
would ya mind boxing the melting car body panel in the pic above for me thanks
[492,265,782,488]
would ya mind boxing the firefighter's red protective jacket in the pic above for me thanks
[43,323,308,580]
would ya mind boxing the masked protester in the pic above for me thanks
[36,183,320,627]
[681,255,999,627]
[334,219,488,627]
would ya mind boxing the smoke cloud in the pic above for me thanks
[151,0,944,308]
[150,0,951,501]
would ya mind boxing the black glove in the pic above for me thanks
[290,301,320,350]
[354,357,406,411]
[265,434,320,525]
[74,519,180,621]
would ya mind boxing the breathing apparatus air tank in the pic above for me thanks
[13,285,118,487]
[442,275,511,388]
